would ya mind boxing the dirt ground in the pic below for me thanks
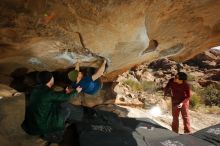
[122,105,220,134]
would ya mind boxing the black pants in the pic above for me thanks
[42,103,84,143]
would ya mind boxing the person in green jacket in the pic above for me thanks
[21,71,83,143]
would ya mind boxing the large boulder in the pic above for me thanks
[0,94,51,146]
[0,0,220,81]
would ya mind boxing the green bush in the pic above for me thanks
[199,84,220,106]
[141,81,158,93]
[190,94,202,109]
[190,83,201,92]
[187,74,196,81]
[123,79,143,91]
[188,82,202,93]
[123,80,160,93]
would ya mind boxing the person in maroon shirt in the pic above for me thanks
[164,72,191,134]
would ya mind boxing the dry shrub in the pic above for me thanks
[199,84,220,106]
[190,94,202,110]
[123,79,143,91]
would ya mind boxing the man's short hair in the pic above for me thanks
[177,72,187,81]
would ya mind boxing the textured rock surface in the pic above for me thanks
[1,0,220,81]
[0,94,49,146]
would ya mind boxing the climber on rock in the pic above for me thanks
[67,59,107,95]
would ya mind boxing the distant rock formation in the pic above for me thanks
[185,49,220,69]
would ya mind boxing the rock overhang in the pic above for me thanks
[0,0,220,81]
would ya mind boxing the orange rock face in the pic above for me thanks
[0,0,220,81]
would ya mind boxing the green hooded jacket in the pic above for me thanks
[22,85,78,135]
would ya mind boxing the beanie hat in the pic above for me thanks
[37,71,53,84]
[68,70,79,82]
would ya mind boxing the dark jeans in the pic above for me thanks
[42,103,84,143]
[60,102,84,124]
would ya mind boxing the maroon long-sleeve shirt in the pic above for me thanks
[164,78,191,106]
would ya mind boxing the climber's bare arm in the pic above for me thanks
[75,59,80,71]
[92,60,106,81]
